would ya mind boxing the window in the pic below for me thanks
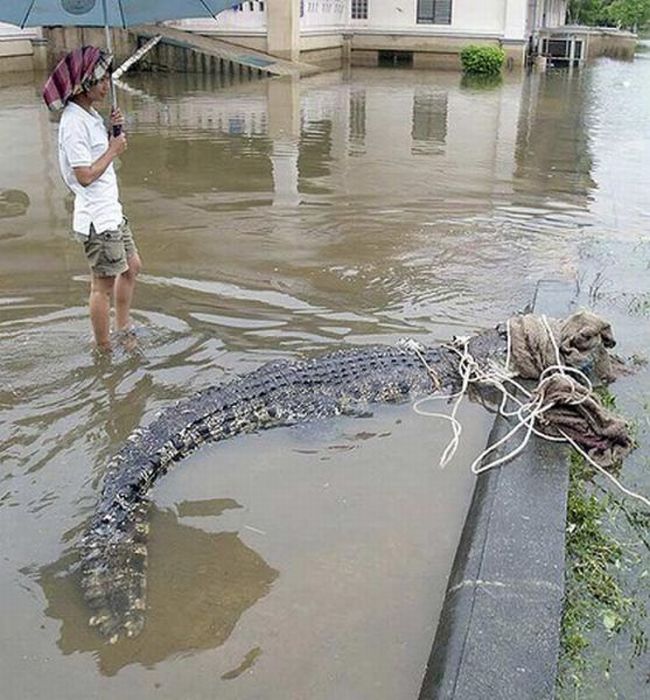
[233,1,264,10]
[351,0,368,20]
[417,0,452,25]
[378,50,413,67]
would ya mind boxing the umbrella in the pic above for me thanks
[2,0,244,131]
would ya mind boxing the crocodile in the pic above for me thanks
[79,326,511,642]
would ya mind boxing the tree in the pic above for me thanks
[567,0,650,27]
[567,0,612,25]
[606,0,650,29]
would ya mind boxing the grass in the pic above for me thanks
[557,452,637,694]
[556,376,649,700]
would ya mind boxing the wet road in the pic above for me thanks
[0,57,649,698]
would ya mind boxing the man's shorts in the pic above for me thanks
[76,218,138,278]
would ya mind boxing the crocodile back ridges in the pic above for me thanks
[92,344,459,524]
[98,343,462,500]
[80,330,507,641]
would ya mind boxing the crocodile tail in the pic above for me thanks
[80,497,151,643]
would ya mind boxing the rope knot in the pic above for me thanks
[410,312,646,508]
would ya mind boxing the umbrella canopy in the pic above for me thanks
[2,0,243,28]
[2,0,245,126]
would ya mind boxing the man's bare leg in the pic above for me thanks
[114,253,142,331]
[89,275,115,351]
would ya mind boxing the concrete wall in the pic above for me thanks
[41,27,137,67]
[0,40,35,74]
[585,30,636,60]
[299,32,345,70]
[350,33,507,69]
[268,0,301,61]
[538,27,636,64]
[0,22,46,73]
[172,0,546,70]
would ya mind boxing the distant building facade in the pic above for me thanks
[0,1,570,73]
[173,0,570,68]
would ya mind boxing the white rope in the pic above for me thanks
[558,430,650,508]
[405,317,649,508]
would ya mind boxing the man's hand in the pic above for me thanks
[109,132,128,156]
[110,108,125,129]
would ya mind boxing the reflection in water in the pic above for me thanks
[0,189,30,219]
[460,73,503,90]
[271,138,301,208]
[348,89,366,155]
[411,91,447,156]
[37,505,278,676]
[515,70,595,203]
[299,118,333,184]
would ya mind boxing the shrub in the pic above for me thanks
[460,45,505,75]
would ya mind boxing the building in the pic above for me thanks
[172,0,570,69]
[1,1,571,74]
[0,22,46,73]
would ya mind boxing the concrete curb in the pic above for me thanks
[418,281,577,700]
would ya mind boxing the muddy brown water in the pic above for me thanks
[1,59,649,699]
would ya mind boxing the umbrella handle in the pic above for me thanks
[104,19,121,139]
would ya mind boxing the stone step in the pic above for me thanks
[137,24,320,77]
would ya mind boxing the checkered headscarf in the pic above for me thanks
[42,46,113,112]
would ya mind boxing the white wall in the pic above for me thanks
[302,0,348,31]
[173,3,267,33]
[453,0,509,35]
[176,0,568,41]
[366,0,504,34]
[503,0,528,39]
[0,22,42,40]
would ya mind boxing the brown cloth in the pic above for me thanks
[532,375,633,467]
[507,311,632,467]
[508,311,617,381]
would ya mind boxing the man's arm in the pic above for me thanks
[74,132,127,187]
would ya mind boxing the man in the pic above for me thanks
[43,46,142,351]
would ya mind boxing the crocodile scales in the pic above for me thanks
[80,327,508,642]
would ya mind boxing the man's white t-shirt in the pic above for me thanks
[58,101,123,236]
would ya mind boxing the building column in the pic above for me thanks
[502,0,529,67]
[267,0,300,62]
[504,0,527,40]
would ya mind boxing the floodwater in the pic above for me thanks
[0,55,649,699]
